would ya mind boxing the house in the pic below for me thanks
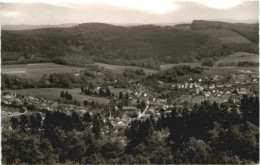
[217,84,224,88]
[3,92,16,99]
[225,91,231,96]
[211,75,219,81]
[209,84,216,89]
[205,91,211,97]
[122,106,141,113]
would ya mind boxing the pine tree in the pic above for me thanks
[11,117,19,130]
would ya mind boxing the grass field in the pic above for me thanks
[215,52,258,65]
[95,62,157,75]
[2,63,85,81]
[202,29,239,38]
[2,62,157,81]
[159,62,202,70]
[200,29,251,44]
[178,95,230,104]
[220,36,252,44]
[205,52,259,76]
[203,66,259,76]
[5,88,110,104]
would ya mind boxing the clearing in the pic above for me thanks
[215,52,259,66]
[2,63,85,81]
[95,62,157,75]
[4,88,110,104]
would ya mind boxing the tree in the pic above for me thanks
[72,111,83,130]
[125,92,129,100]
[60,91,65,98]
[80,85,85,93]
[125,119,154,154]
[84,100,88,106]
[119,92,123,99]
[83,112,92,123]
[173,137,213,164]
[65,91,69,99]
[227,122,259,161]
[19,115,28,130]
[67,94,73,101]
[141,100,146,110]
[100,142,123,159]
[35,113,42,129]
[11,117,19,130]
[92,114,102,139]
[89,82,95,90]
[30,115,37,130]
[99,88,104,97]
[68,142,85,163]
[105,87,111,97]
[240,95,259,126]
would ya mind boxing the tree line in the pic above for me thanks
[2,94,258,164]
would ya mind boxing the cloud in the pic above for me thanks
[174,0,249,9]
[1,1,258,25]
[42,0,256,14]
[3,0,255,14]
[2,10,22,17]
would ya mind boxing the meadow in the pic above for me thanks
[95,62,157,75]
[174,95,230,104]
[220,36,252,44]
[215,52,258,65]
[2,63,85,81]
[5,88,110,104]
[159,62,202,70]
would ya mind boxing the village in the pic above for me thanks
[2,70,258,134]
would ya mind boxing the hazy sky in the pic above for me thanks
[1,0,259,25]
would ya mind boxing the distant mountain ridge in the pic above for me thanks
[2,19,258,31]
[1,23,78,31]
[1,20,258,68]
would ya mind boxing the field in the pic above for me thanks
[220,36,252,44]
[159,62,202,70]
[1,106,25,128]
[202,66,259,76]
[95,62,157,75]
[202,29,239,38]
[201,52,259,76]
[215,52,258,65]
[199,29,252,44]
[2,62,158,81]
[2,63,85,81]
[5,88,110,104]
[175,95,230,104]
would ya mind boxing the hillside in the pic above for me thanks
[1,23,78,31]
[2,21,258,68]
[191,20,259,43]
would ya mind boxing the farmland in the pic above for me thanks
[2,62,157,82]
[2,63,84,81]
[174,95,230,104]
[215,52,258,65]
[220,36,252,44]
[160,62,202,70]
[4,88,110,104]
[95,62,157,75]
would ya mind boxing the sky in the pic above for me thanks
[1,0,259,25]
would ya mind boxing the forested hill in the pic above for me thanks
[1,23,78,31]
[2,20,258,68]
[190,20,259,43]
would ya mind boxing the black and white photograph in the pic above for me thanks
[1,0,259,164]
